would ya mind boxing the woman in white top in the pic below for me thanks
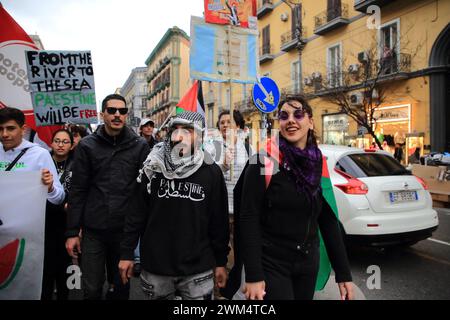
[206,110,252,215]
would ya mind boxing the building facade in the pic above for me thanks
[120,67,147,132]
[218,0,449,157]
[145,27,191,126]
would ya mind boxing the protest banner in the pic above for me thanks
[0,171,47,300]
[25,50,98,126]
[190,16,258,84]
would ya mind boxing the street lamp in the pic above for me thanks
[282,0,306,95]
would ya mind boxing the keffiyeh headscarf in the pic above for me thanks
[137,111,206,194]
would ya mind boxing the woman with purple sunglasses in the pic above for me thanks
[239,94,354,300]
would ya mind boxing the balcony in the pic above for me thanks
[375,53,411,81]
[280,27,307,52]
[354,0,396,13]
[234,97,255,115]
[257,0,274,19]
[259,44,275,64]
[314,3,349,35]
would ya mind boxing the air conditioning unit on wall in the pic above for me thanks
[349,92,364,105]
[348,64,360,73]
[312,72,322,80]
[304,76,313,86]
[358,51,369,64]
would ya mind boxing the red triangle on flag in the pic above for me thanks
[177,80,200,113]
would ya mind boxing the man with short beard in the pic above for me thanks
[119,111,230,300]
[65,94,150,300]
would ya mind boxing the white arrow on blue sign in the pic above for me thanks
[252,77,281,113]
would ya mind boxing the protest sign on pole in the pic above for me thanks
[0,171,47,300]
[204,0,257,29]
[190,16,258,84]
[25,50,98,126]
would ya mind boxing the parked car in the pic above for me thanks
[319,145,439,247]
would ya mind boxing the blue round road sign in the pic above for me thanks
[252,77,280,114]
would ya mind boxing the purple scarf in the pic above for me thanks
[278,137,323,200]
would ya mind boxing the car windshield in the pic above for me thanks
[336,153,412,178]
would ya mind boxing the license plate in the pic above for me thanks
[389,191,418,203]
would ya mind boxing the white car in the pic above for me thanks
[319,145,439,247]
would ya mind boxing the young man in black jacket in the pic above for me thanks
[65,94,150,300]
[119,111,230,300]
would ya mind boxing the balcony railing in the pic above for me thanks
[314,3,349,35]
[259,44,274,63]
[375,52,411,77]
[354,0,396,13]
[257,0,274,18]
[280,27,307,52]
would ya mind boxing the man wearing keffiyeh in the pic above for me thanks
[119,111,230,300]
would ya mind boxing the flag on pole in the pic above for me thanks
[0,4,61,147]
[176,80,205,116]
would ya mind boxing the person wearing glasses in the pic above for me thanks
[41,129,75,300]
[239,95,354,300]
[65,94,150,300]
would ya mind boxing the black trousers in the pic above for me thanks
[80,229,130,300]
[41,206,71,300]
[262,241,320,300]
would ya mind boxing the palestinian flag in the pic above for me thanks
[176,80,205,116]
[0,4,62,147]
[316,156,337,290]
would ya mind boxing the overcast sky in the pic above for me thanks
[3,0,204,106]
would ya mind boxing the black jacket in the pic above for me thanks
[120,159,230,276]
[66,125,150,237]
[240,154,352,283]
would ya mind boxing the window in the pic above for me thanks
[327,0,342,21]
[380,20,400,74]
[336,153,410,178]
[328,44,342,87]
[262,25,271,55]
[291,5,302,37]
[291,60,301,93]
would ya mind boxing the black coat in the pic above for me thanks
[66,125,150,237]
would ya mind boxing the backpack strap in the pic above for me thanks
[5,147,30,171]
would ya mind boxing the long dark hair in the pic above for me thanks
[278,94,318,147]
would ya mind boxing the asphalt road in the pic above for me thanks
[346,207,450,300]
[69,207,450,300]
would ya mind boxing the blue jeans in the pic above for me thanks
[140,269,214,300]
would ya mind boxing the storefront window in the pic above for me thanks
[372,104,411,164]
[323,113,349,146]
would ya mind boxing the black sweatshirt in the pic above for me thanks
[240,154,353,283]
[120,160,230,276]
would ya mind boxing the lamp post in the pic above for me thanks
[282,0,306,94]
